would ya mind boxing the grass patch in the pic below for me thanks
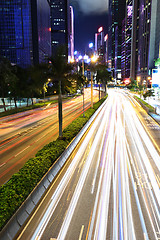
[134,96,155,112]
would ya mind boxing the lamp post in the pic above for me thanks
[90,55,98,108]
[82,59,85,117]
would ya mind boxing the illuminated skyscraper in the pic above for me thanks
[149,0,160,69]
[108,0,125,79]
[0,0,51,68]
[68,6,74,62]
[121,1,133,80]
[49,0,69,59]
[130,0,153,85]
[95,27,105,62]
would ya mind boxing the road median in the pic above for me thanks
[0,95,108,239]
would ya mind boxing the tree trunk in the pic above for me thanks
[1,98,6,111]
[14,97,17,108]
[91,73,93,108]
[83,85,85,117]
[27,98,29,107]
[99,84,100,100]
[58,79,63,138]
[31,98,33,105]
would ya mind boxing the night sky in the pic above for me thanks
[69,0,108,54]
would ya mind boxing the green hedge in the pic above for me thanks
[0,95,107,230]
[134,96,155,112]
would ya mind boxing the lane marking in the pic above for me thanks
[0,162,6,168]
[15,146,30,157]
[79,225,84,240]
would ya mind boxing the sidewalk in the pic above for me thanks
[139,95,160,124]
[149,112,160,125]
[132,93,160,125]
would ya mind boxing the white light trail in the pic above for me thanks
[30,89,160,240]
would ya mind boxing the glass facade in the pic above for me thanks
[121,1,132,80]
[0,0,51,68]
[149,0,160,70]
[0,1,33,67]
[50,0,69,58]
[108,0,125,79]
[37,0,51,63]
[137,0,151,80]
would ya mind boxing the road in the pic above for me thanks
[0,89,99,186]
[16,89,160,240]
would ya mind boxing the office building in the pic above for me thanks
[68,6,74,62]
[95,27,105,63]
[131,0,152,84]
[121,18,126,80]
[108,0,126,79]
[49,0,69,59]
[121,1,132,80]
[149,0,160,70]
[0,0,51,68]
[104,34,109,65]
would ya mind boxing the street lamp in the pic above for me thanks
[43,78,51,100]
[137,76,141,86]
[82,59,85,117]
[90,55,98,108]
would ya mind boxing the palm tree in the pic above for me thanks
[49,47,73,138]
[28,63,49,104]
[0,57,18,111]
[96,63,111,97]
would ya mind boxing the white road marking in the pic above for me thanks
[79,225,84,240]
[0,162,6,168]
[15,146,30,157]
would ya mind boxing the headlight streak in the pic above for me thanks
[30,90,160,240]
[31,95,110,240]
[122,98,160,239]
[56,97,113,240]
[125,101,160,211]
[88,95,117,240]
[114,96,137,240]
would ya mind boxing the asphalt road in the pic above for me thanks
[16,89,160,240]
[0,89,99,186]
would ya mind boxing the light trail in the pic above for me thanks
[18,89,160,240]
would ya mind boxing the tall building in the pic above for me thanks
[131,0,152,84]
[149,0,160,70]
[95,27,105,62]
[68,6,74,62]
[121,18,126,80]
[121,1,133,80]
[0,0,51,68]
[49,0,69,59]
[104,34,109,65]
[137,0,151,83]
[125,2,132,78]
[108,0,126,79]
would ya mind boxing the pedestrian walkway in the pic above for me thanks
[129,91,160,125]
[149,113,160,125]
[145,97,160,115]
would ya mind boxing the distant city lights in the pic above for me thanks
[78,55,83,60]
[98,26,103,33]
[104,34,108,41]
[89,42,94,48]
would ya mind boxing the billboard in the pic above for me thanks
[152,69,160,88]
